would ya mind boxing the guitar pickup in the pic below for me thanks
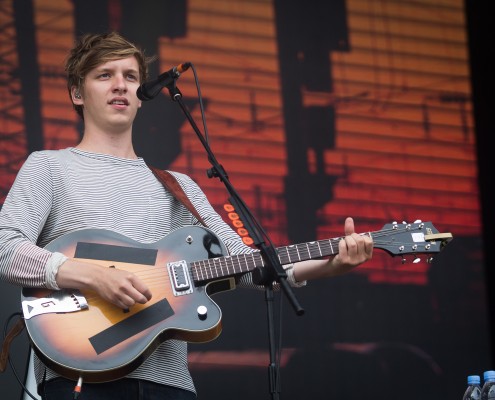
[22,289,88,319]
[167,260,193,296]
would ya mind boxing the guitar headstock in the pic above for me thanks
[374,220,453,263]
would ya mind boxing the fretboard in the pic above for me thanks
[190,237,343,282]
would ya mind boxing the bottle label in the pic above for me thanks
[468,387,481,400]
[487,385,495,400]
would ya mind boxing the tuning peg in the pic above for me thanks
[427,257,434,264]
[414,219,422,223]
[413,257,421,264]
[401,257,406,264]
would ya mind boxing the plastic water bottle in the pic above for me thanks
[463,375,481,400]
[481,370,495,400]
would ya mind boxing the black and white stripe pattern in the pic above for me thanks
[0,148,255,394]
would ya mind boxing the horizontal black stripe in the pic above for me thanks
[89,299,175,354]
[75,242,158,265]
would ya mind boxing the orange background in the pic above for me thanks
[0,1,489,399]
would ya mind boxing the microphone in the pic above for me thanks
[137,62,191,101]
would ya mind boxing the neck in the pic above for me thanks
[76,129,137,159]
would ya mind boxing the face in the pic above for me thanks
[72,56,142,133]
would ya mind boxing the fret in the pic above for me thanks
[283,246,290,264]
[230,255,238,274]
[212,257,222,279]
[224,255,232,275]
[217,257,229,277]
[249,253,255,268]
[290,245,300,261]
[202,259,211,280]
[219,258,228,277]
[283,245,294,263]
[229,254,240,274]
[307,242,322,259]
[240,254,249,272]
[194,260,204,281]
[316,241,323,257]
[196,261,202,280]
[222,258,229,276]
[290,245,298,262]
[250,253,257,271]
[253,253,259,269]
[239,254,246,272]
[208,259,215,279]
[260,252,265,267]
[226,258,232,275]
[306,241,316,259]
[303,243,308,259]
[198,260,206,280]
[205,259,213,279]
[233,255,240,272]
[330,239,337,255]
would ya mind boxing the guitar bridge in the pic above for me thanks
[167,260,193,296]
[22,289,88,319]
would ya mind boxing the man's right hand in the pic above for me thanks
[56,259,152,309]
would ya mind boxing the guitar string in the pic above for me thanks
[78,225,431,287]
[189,226,435,280]
[71,225,435,306]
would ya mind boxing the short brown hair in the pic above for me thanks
[65,32,154,119]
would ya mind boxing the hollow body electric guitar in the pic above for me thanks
[21,221,452,382]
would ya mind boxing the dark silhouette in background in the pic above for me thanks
[465,0,495,365]
[0,1,493,399]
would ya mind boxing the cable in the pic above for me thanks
[3,312,39,400]
[188,63,210,144]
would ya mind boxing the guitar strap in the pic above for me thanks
[147,165,208,227]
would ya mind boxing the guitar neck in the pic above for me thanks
[188,220,453,283]
[189,235,347,282]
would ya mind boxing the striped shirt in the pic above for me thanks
[0,148,304,394]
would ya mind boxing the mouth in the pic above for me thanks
[108,98,129,106]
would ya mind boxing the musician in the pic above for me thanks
[0,32,373,400]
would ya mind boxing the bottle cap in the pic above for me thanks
[484,371,495,381]
[468,375,481,385]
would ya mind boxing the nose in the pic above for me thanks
[112,74,128,93]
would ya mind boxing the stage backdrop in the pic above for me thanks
[0,1,489,399]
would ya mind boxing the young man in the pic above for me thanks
[0,32,373,399]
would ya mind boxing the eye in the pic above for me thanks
[127,73,138,81]
[98,72,111,79]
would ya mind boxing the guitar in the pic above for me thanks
[21,221,452,382]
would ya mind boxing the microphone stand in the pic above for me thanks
[165,82,304,400]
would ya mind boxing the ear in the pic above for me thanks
[71,87,83,104]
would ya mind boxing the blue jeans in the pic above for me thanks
[41,378,197,400]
